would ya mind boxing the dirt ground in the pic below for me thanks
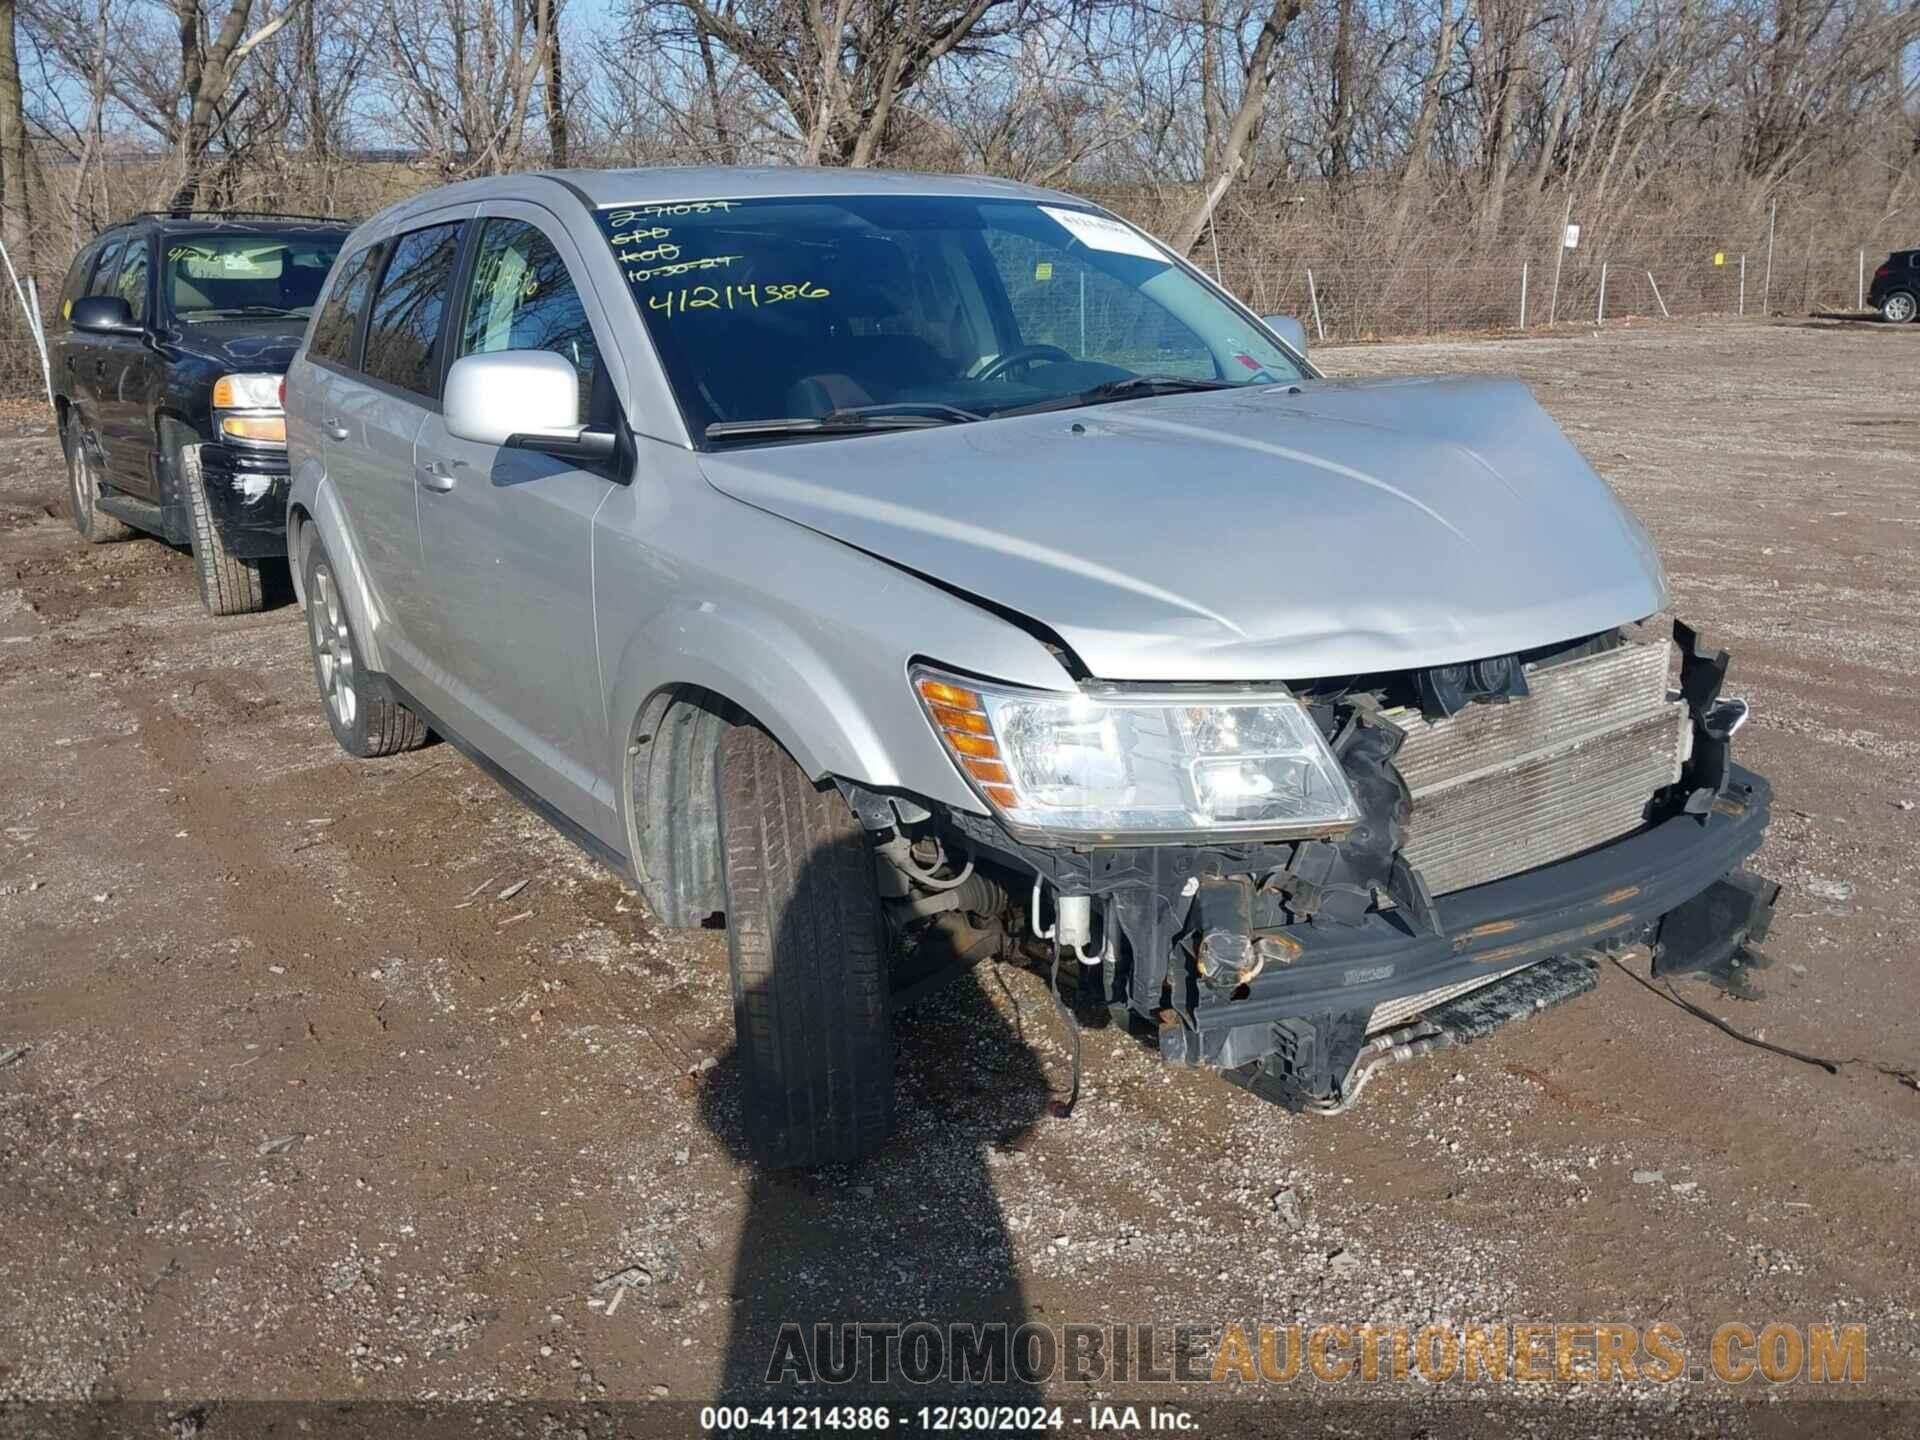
[1,318,1915,1434]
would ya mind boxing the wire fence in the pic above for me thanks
[0,245,1901,403]
[1223,247,1889,343]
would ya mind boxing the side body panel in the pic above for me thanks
[592,437,1074,831]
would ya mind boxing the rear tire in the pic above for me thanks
[63,421,133,544]
[178,434,266,614]
[715,724,893,1168]
[300,534,430,758]
[1881,290,1917,324]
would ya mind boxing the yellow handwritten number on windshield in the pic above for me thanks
[646,282,831,317]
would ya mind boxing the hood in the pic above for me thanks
[165,319,305,373]
[698,377,1668,682]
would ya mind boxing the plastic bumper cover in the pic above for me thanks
[196,442,291,559]
[1181,765,1773,1070]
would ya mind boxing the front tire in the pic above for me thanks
[177,434,266,614]
[715,724,894,1168]
[63,421,133,544]
[1881,290,1917,324]
[300,535,430,758]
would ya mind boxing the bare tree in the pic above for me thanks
[648,0,1038,165]
[0,0,28,262]
[1170,0,1311,253]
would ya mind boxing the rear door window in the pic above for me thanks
[309,243,384,370]
[363,223,466,398]
[60,244,102,319]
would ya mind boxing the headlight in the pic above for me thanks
[212,372,286,446]
[913,666,1360,840]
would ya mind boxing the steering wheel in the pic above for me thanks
[976,343,1075,382]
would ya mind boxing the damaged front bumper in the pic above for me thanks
[196,442,291,559]
[1170,766,1773,1081]
[911,621,1779,1111]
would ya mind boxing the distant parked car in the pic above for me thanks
[1868,249,1917,323]
[52,211,350,613]
[285,168,1775,1168]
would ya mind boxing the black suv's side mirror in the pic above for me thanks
[70,295,143,337]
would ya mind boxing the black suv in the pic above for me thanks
[52,212,350,613]
[1869,248,1917,324]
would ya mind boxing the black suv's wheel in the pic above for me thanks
[300,534,430,758]
[715,724,893,1167]
[172,428,266,614]
[62,420,132,544]
[1881,290,1917,324]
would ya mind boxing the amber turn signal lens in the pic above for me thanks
[219,414,287,444]
[929,704,990,735]
[914,670,1021,814]
[211,375,237,408]
[916,678,981,710]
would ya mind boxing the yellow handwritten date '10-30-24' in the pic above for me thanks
[646,282,832,317]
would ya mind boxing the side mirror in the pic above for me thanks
[444,350,615,462]
[70,295,142,337]
[1262,314,1309,357]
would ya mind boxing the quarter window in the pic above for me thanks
[309,243,383,369]
[457,219,604,420]
[363,223,465,398]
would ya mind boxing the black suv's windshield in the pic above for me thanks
[164,234,344,323]
[591,195,1305,441]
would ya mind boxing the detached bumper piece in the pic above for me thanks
[1224,953,1601,1113]
[1651,868,1780,998]
[196,443,291,559]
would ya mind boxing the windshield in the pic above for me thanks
[164,234,344,323]
[592,195,1305,441]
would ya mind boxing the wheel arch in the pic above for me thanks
[620,683,747,929]
[287,480,387,674]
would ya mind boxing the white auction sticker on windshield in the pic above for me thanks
[1039,206,1168,262]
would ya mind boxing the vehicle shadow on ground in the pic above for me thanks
[700,874,1057,1421]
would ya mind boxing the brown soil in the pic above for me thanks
[0,320,1914,1429]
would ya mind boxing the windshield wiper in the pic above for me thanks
[993,374,1238,418]
[705,402,984,441]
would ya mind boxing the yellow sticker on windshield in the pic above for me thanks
[1034,262,1053,281]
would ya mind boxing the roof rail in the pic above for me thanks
[108,208,355,228]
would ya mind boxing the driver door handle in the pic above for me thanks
[417,458,455,493]
[323,417,350,441]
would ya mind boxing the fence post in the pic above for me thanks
[1306,268,1325,343]
[1739,254,1746,316]
[1646,270,1670,320]
[1858,250,1864,310]
[1519,261,1529,329]
[1596,262,1608,324]
[0,240,53,411]
[1762,200,1775,314]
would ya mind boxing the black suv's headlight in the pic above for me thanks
[211,372,285,446]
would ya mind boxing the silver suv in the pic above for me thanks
[285,168,1776,1166]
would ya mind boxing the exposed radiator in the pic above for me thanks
[1392,640,1689,896]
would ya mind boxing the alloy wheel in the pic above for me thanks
[69,438,98,526]
[1886,292,1916,324]
[310,563,358,728]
